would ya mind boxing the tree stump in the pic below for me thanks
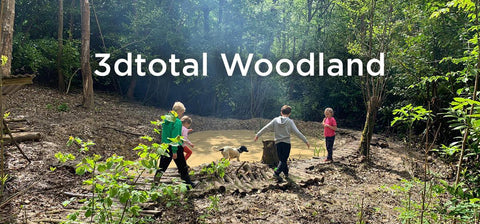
[261,140,279,167]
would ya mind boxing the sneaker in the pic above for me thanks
[323,158,333,163]
[285,175,294,183]
[186,181,198,190]
[153,170,163,186]
[273,173,284,183]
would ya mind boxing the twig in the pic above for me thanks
[0,179,39,209]
[31,218,81,224]
[235,161,247,175]
[120,169,146,223]
[4,118,26,122]
[139,210,162,215]
[65,68,80,94]
[90,0,106,52]
[3,120,31,163]
[63,192,93,198]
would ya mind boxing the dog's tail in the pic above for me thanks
[211,146,224,152]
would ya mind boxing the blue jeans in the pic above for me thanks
[325,135,335,160]
[275,142,291,177]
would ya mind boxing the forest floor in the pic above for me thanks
[0,85,455,223]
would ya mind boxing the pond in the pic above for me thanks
[175,129,326,167]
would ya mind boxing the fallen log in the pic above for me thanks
[4,118,27,122]
[9,127,30,133]
[2,132,41,144]
[63,192,93,198]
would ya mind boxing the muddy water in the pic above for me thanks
[173,129,326,167]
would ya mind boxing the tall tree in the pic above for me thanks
[57,0,65,92]
[0,0,14,190]
[339,0,396,160]
[0,0,14,77]
[80,0,93,108]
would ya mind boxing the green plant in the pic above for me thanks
[57,103,69,112]
[156,180,189,208]
[1,55,7,66]
[45,103,70,112]
[392,104,437,223]
[207,195,220,213]
[201,159,230,179]
[383,178,446,224]
[356,197,366,224]
[313,143,325,157]
[0,174,8,197]
[391,104,432,152]
[54,120,189,223]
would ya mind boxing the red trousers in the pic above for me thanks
[183,145,192,160]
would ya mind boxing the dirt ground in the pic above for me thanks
[0,85,454,223]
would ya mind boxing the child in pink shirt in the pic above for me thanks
[322,108,337,162]
[181,116,194,160]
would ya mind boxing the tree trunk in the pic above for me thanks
[2,132,41,144]
[358,96,379,159]
[126,77,137,101]
[0,0,14,189]
[57,0,66,92]
[261,140,279,167]
[80,0,94,109]
[202,6,210,39]
[0,0,14,77]
[68,0,75,41]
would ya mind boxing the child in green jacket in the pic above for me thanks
[154,102,195,188]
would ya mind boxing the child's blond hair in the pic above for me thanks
[172,102,186,113]
[325,107,334,115]
[181,116,192,125]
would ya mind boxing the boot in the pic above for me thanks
[153,169,163,186]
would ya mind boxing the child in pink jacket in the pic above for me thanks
[181,116,194,160]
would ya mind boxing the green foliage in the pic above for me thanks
[46,103,71,112]
[57,103,70,112]
[54,119,190,223]
[1,174,8,186]
[1,55,7,66]
[391,104,432,127]
[200,159,230,179]
[313,140,325,157]
[156,182,189,208]
[439,97,480,220]
[12,34,57,73]
[384,178,446,223]
[207,195,220,212]
[54,152,75,163]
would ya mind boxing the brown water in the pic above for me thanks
[173,129,326,167]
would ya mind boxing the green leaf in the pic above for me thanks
[470,198,480,204]
[85,208,93,217]
[97,164,107,172]
[76,166,86,175]
[120,191,131,204]
[141,136,153,141]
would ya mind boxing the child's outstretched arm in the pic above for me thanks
[289,120,309,149]
[254,119,275,141]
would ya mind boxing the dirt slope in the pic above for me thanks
[0,85,453,223]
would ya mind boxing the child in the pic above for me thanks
[154,102,195,188]
[181,116,194,160]
[322,107,337,162]
[254,105,310,182]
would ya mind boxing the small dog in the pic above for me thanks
[218,146,248,161]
